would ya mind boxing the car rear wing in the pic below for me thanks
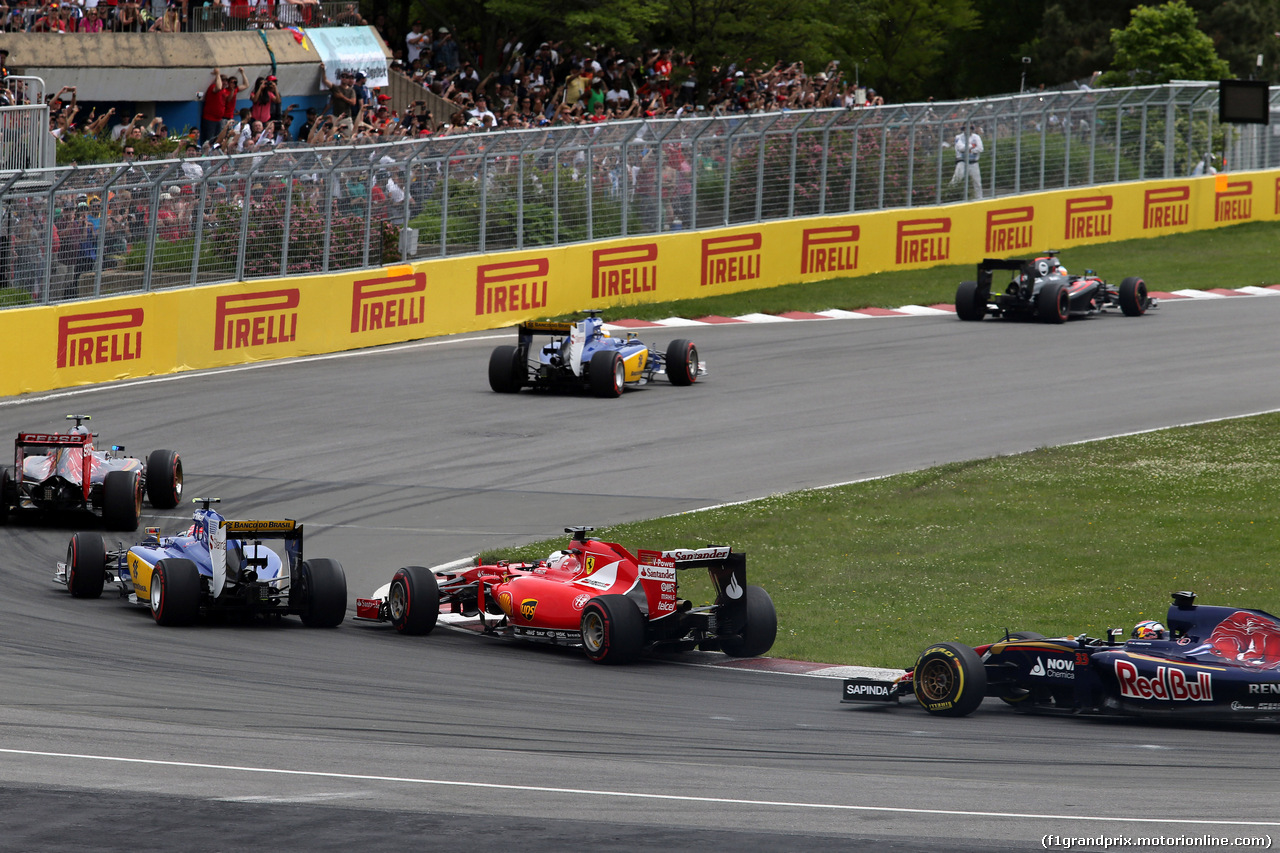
[976,258,1033,291]
[517,320,575,347]
[16,432,91,448]
[14,432,93,486]
[639,546,747,615]
[210,519,303,598]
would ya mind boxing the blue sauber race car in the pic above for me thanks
[843,592,1280,723]
[55,498,347,627]
[488,311,705,398]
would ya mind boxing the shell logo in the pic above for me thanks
[498,591,513,617]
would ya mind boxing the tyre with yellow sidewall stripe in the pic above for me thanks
[913,642,987,717]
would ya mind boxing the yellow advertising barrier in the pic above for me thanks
[3,170,1278,398]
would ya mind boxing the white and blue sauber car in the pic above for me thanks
[55,498,346,627]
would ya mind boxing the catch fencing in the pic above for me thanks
[1,81,1277,305]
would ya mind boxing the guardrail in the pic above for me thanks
[0,81,1276,306]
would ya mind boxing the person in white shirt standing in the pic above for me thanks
[947,126,984,199]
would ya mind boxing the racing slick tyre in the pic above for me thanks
[389,565,440,636]
[589,350,625,398]
[1036,281,1069,324]
[145,449,183,509]
[66,532,107,599]
[298,558,347,628]
[719,585,778,658]
[954,280,986,322]
[581,594,645,664]
[665,339,699,386]
[0,467,11,524]
[150,559,201,626]
[998,632,1046,708]
[1119,276,1147,317]
[488,345,526,394]
[912,642,987,717]
[102,469,143,532]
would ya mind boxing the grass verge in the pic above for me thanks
[563,219,1280,322]
[484,413,1280,668]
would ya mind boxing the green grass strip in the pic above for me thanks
[485,412,1280,668]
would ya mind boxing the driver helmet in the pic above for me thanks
[546,550,580,574]
[69,424,90,437]
[1132,620,1167,640]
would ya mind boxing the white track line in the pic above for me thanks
[0,333,510,408]
[1,747,1276,827]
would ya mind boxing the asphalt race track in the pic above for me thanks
[3,297,1280,851]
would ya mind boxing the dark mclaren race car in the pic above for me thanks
[356,526,776,663]
[843,592,1280,723]
[489,312,705,398]
[0,415,182,530]
[955,252,1155,324]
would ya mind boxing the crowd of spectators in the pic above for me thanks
[4,22,898,300]
[381,29,886,135]
[0,0,363,33]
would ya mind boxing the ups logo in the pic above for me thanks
[520,599,538,621]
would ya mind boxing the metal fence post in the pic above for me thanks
[280,166,296,275]
[44,169,73,302]
[142,163,180,294]
[234,160,259,282]
[479,147,488,254]
[91,165,127,298]
[362,160,375,268]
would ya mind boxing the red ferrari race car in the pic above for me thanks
[0,415,182,531]
[356,527,777,664]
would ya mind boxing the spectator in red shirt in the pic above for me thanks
[200,67,225,143]
[220,67,247,126]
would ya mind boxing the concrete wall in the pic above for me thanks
[6,30,385,103]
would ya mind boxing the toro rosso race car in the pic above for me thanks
[955,252,1154,324]
[843,591,1280,723]
[56,498,347,627]
[0,415,182,530]
[356,527,776,664]
[488,311,705,398]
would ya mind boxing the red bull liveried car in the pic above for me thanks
[955,252,1154,324]
[0,415,182,531]
[488,311,705,398]
[842,592,1280,723]
[356,527,775,664]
